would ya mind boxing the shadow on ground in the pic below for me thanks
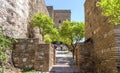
[50,65,80,73]
[56,57,75,65]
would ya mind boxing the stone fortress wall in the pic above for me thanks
[0,0,53,72]
[0,0,48,38]
[74,0,120,72]
[1,0,120,72]
[12,38,55,71]
[0,0,71,72]
[0,0,71,38]
[85,0,120,67]
[47,6,71,29]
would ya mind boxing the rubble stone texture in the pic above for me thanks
[0,0,49,73]
[75,41,96,73]
[12,39,55,71]
[84,0,119,73]
[0,0,48,38]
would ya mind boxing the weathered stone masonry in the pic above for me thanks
[75,39,96,73]
[0,0,52,72]
[47,6,71,29]
[0,0,48,38]
[75,0,119,73]
[12,39,55,71]
[84,0,118,72]
[0,0,71,72]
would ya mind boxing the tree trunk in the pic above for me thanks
[64,44,76,59]
[72,43,78,60]
[71,44,75,59]
[72,49,74,59]
[72,47,75,59]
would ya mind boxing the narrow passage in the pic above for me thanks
[50,50,79,73]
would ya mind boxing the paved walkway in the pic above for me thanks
[50,51,79,73]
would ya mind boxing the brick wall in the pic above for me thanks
[84,0,118,73]
[12,39,55,71]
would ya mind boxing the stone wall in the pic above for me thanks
[47,6,71,29]
[0,0,48,38]
[47,6,54,19]
[29,0,49,19]
[54,10,71,28]
[75,39,95,73]
[0,0,28,38]
[85,0,118,73]
[0,0,51,73]
[114,25,120,67]
[12,39,55,71]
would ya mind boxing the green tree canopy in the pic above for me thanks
[97,0,120,25]
[44,35,52,43]
[49,28,60,42]
[44,27,61,43]
[59,20,84,59]
[30,12,54,34]
[59,20,84,45]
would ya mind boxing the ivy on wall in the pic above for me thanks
[0,26,15,73]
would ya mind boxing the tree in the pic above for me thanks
[44,28,61,43]
[44,35,52,43]
[97,0,120,25]
[30,12,54,37]
[0,27,14,73]
[49,28,60,42]
[59,20,84,59]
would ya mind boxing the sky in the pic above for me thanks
[45,0,85,22]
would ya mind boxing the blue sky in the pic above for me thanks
[45,0,85,22]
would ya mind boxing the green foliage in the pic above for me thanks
[49,28,60,42]
[30,12,54,34]
[44,28,61,43]
[59,20,72,44]
[0,67,2,73]
[30,12,55,43]
[44,35,52,43]
[0,33,13,64]
[0,27,15,68]
[71,21,84,43]
[97,0,120,25]
[59,20,84,59]
[59,20,84,45]
[30,13,84,45]
[0,27,15,73]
